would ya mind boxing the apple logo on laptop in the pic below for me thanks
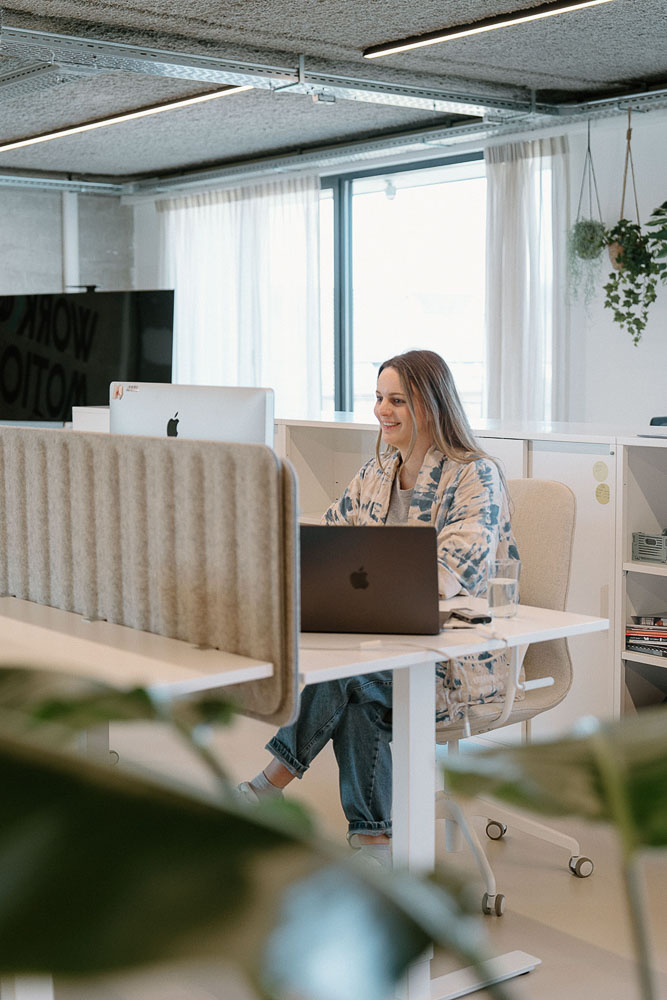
[350,566,369,590]
[166,412,179,437]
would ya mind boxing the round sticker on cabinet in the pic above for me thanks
[593,461,608,482]
[595,483,610,505]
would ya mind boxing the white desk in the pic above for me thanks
[299,598,609,1000]
[0,597,273,696]
[0,595,274,1000]
[0,596,608,1000]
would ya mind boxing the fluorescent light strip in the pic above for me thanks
[0,85,253,153]
[363,0,616,58]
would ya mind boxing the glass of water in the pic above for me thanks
[486,558,521,617]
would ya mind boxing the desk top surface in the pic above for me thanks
[0,597,273,696]
[297,599,609,684]
[0,596,608,693]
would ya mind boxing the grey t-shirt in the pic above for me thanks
[385,473,413,524]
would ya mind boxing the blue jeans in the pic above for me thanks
[266,671,393,839]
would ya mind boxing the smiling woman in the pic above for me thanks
[238,348,520,865]
[374,366,431,487]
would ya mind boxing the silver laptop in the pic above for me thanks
[109,382,274,446]
[300,525,441,634]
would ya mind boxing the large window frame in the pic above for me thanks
[321,151,485,412]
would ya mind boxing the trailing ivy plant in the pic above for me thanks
[603,218,659,346]
[645,199,667,283]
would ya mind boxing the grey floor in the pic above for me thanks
[52,715,667,1000]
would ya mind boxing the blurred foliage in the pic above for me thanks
[0,665,506,1000]
[443,707,667,1000]
[443,709,667,853]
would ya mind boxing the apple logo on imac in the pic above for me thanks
[349,566,369,590]
[166,412,179,437]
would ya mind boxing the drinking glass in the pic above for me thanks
[486,558,521,617]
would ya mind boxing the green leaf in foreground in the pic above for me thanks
[443,708,667,1000]
[443,708,667,851]
[0,719,503,1000]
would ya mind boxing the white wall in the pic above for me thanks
[78,195,133,291]
[0,188,64,293]
[566,108,667,427]
[0,188,133,293]
[132,200,163,290]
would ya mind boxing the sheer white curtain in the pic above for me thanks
[484,137,570,423]
[157,174,321,415]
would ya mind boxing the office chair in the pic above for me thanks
[434,478,593,916]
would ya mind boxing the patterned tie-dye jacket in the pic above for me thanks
[323,446,521,724]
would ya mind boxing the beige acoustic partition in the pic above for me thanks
[0,427,299,725]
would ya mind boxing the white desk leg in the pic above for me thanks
[0,978,54,1000]
[392,661,540,1000]
[392,661,436,875]
[392,661,437,1000]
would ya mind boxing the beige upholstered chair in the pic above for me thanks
[435,478,594,916]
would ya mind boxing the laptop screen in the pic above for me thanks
[300,524,441,634]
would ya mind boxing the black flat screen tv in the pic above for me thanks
[0,289,174,422]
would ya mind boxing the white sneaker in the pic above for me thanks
[350,845,392,871]
[236,781,260,804]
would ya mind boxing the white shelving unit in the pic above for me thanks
[616,437,667,712]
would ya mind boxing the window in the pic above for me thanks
[320,155,486,419]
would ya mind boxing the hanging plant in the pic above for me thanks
[568,123,606,307]
[602,109,660,346]
[646,199,667,283]
[603,218,659,345]
[570,218,607,260]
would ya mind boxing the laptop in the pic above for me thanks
[300,524,441,634]
[109,382,274,446]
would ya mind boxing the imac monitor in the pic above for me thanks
[109,382,275,446]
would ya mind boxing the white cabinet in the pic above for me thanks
[616,439,667,713]
[529,438,618,735]
[275,417,377,521]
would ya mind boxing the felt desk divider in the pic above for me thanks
[0,426,299,725]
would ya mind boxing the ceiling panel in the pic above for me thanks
[0,87,458,177]
[0,0,665,184]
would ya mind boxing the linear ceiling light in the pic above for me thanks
[0,85,253,153]
[363,0,617,58]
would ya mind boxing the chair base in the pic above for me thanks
[478,797,594,878]
[436,790,595,916]
[436,790,506,915]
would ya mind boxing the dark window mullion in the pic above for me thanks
[333,177,353,412]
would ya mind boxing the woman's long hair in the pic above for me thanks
[375,350,491,470]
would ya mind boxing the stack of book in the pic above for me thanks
[625,614,667,658]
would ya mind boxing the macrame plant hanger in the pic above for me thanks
[609,106,641,270]
[575,120,603,225]
[619,106,641,226]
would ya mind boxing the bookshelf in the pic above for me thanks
[616,438,667,712]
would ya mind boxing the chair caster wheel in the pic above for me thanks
[482,892,505,916]
[569,856,594,878]
[485,820,507,841]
